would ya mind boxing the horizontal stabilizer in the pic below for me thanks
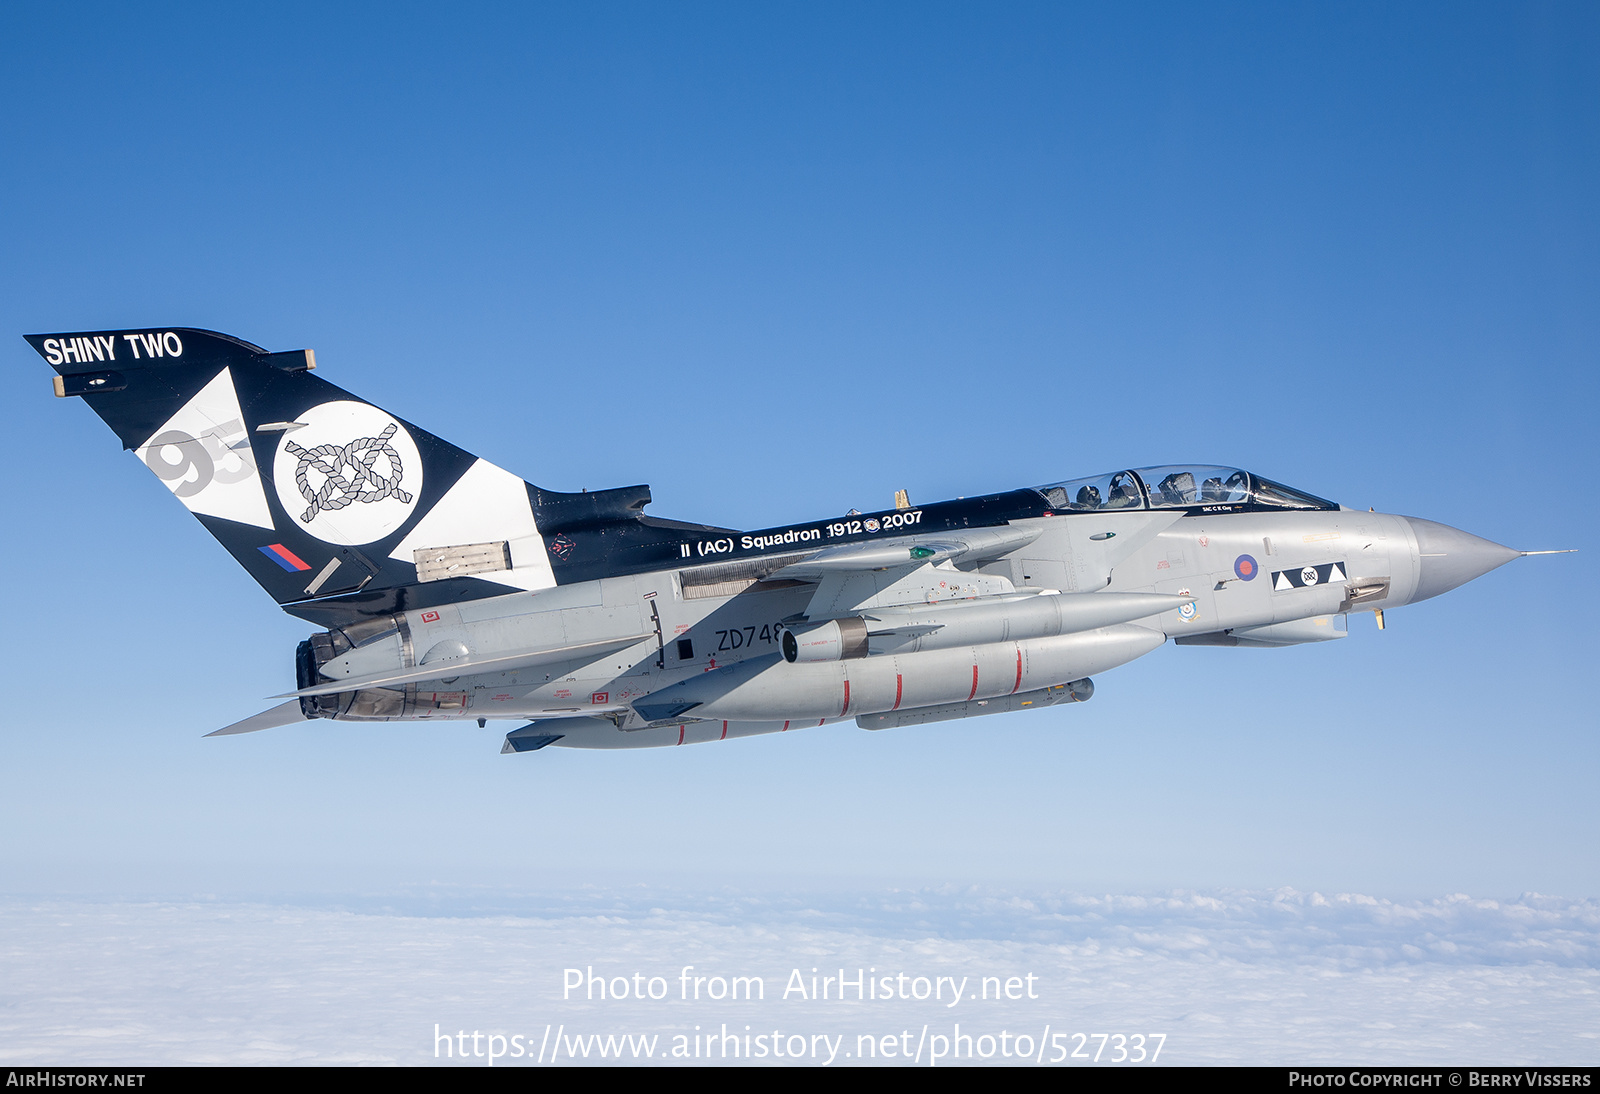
[280,632,653,698]
[205,700,309,737]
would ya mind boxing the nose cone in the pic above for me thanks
[1403,517,1521,603]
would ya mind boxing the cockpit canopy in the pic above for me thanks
[1035,466,1335,513]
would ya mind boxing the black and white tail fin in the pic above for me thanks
[26,327,578,625]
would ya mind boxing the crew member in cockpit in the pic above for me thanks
[1107,472,1141,508]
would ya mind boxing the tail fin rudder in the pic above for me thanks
[28,327,565,624]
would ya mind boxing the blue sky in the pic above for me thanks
[0,2,1595,903]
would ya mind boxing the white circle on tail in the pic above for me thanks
[272,400,423,545]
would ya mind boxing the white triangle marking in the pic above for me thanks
[135,368,273,530]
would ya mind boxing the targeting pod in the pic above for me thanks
[780,618,870,663]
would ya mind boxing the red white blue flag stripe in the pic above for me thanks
[259,543,311,572]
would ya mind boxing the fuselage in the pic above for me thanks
[295,465,1514,750]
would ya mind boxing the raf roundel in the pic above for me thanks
[1234,554,1258,581]
[271,400,423,545]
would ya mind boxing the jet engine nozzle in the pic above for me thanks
[780,618,870,663]
[294,615,412,721]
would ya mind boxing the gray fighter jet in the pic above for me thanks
[27,327,1566,753]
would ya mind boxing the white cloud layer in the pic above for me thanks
[1,887,1596,1066]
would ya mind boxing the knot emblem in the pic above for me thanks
[285,423,414,524]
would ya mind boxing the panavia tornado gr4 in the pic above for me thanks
[28,327,1564,753]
